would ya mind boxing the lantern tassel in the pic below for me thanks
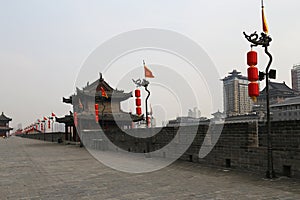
[251,96,257,102]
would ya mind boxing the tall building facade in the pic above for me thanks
[222,70,252,116]
[291,64,300,92]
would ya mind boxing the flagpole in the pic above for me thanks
[143,60,151,128]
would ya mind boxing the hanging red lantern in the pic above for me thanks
[247,50,260,101]
[135,98,141,106]
[247,50,257,66]
[248,82,259,97]
[48,120,51,129]
[94,104,99,122]
[74,112,78,127]
[135,89,141,97]
[247,66,259,81]
[147,115,151,127]
[136,107,142,116]
[95,104,99,116]
[134,88,142,116]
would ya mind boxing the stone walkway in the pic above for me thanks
[1,136,300,199]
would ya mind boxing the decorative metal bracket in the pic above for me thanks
[243,31,272,48]
[132,78,149,87]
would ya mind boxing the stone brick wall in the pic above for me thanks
[106,121,299,178]
[18,132,65,143]
[18,120,300,178]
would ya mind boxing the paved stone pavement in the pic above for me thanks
[1,136,300,200]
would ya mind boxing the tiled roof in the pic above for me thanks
[221,69,248,81]
[259,81,299,98]
[269,81,294,92]
[0,112,12,121]
[76,73,132,100]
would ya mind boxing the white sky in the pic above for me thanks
[1,0,300,128]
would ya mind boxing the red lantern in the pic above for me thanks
[247,66,259,81]
[134,88,142,115]
[135,98,141,106]
[95,104,99,116]
[247,50,260,101]
[248,82,259,97]
[74,112,78,127]
[247,50,257,66]
[94,104,99,122]
[147,115,151,127]
[136,107,142,116]
[135,89,141,97]
[48,120,51,129]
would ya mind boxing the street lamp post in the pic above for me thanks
[243,31,276,178]
[133,78,150,128]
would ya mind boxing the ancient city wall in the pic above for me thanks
[18,132,65,143]
[18,120,300,178]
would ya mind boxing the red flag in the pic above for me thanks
[44,116,48,121]
[51,112,56,117]
[100,87,108,98]
[144,65,155,78]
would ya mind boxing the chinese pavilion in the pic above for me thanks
[58,73,143,140]
[0,112,13,137]
[56,111,79,142]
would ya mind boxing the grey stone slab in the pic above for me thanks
[0,136,300,199]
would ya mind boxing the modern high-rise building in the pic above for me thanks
[222,70,253,116]
[291,64,300,92]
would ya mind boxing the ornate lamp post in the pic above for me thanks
[133,78,151,128]
[243,0,276,179]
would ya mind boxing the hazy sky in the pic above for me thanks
[1,0,300,129]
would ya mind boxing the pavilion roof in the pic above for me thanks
[66,73,133,103]
[259,81,299,98]
[0,112,12,121]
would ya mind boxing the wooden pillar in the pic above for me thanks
[72,126,76,141]
[65,124,68,140]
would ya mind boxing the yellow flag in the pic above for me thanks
[262,6,269,34]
